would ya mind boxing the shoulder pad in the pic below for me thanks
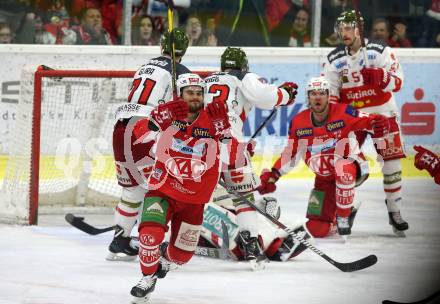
[227,70,248,81]
[176,62,191,76]
[366,40,387,54]
[327,45,346,64]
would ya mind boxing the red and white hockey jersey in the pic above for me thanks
[148,111,228,204]
[322,40,403,116]
[115,56,191,120]
[273,103,373,180]
[204,71,292,140]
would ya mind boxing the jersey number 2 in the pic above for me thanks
[128,78,157,104]
[208,84,230,103]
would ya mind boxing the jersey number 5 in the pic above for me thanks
[128,78,157,104]
[208,84,230,103]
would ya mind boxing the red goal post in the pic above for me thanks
[0,67,212,225]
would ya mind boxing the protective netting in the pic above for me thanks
[0,67,134,224]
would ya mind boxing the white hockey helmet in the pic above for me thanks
[306,76,330,94]
[176,73,206,97]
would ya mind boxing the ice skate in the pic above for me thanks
[156,242,178,279]
[385,200,409,237]
[336,216,351,241]
[237,230,267,270]
[106,225,138,261]
[130,274,157,304]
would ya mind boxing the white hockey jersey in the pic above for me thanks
[115,56,190,120]
[322,39,404,117]
[204,71,291,140]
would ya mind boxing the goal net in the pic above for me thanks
[0,66,210,225]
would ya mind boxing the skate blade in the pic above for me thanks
[341,235,349,243]
[392,227,406,238]
[249,259,266,271]
[106,252,137,262]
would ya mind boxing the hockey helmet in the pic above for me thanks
[176,73,206,97]
[306,76,330,95]
[334,10,363,34]
[160,28,189,57]
[220,47,249,72]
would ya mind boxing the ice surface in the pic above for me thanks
[0,178,439,304]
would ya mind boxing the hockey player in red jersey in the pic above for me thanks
[322,10,409,236]
[130,73,236,304]
[204,47,298,265]
[109,28,191,261]
[413,146,440,185]
[258,76,390,238]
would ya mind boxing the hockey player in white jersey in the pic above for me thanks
[322,10,409,236]
[204,47,298,266]
[109,28,191,261]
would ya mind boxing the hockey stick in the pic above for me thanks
[218,180,377,272]
[166,0,178,98]
[352,0,369,66]
[250,108,277,139]
[65,213,116,235]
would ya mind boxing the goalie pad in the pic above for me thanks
[255,197,281,220]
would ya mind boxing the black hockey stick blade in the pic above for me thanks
[332,254,377,272]
[65,213,116,235]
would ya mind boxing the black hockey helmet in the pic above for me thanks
[220,47,249,72]
[334,10,364,34]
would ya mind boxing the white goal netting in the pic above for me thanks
[0,67,134,224]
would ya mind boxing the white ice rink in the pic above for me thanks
[1,178,439,304]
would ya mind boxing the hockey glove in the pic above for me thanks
[279,82,298,105]
[247,139,257,157]
[258,168,281,194]
[361,67,391,90]
[206,100,231,137]
[150,99,188,130]
[368,114,390,138]
[414,145,440,184]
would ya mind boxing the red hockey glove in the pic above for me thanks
[206,100,231,137]
[413,146,440,181]
[368,114,390,138]
[361,67,391,90]
[150,99,188,130]
[257,168,281,194]
[279,82,298,105]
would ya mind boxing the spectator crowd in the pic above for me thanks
[0,0,439,47]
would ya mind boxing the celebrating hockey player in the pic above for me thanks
[130,74,236,304]
[258,76,390,238]
[322,10,409,236]
[204,47,298,266]
[108,28,191,261]
[413,145,440,185]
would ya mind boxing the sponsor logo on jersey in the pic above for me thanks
[307,154,334,176]
[367,42,385,53]
[170,180,196,194]
[165,157,207,180]
[205,76,219,83]
[345,105,359,117]
[171,138,205,156]
[346,88,378,101]
[229,169,244,183]
[140,234,156,245]
[138,67,155,75]
[192,127,212,138]
[308,139,337,154]
[296,127,313,137]
[146,202,164,214]
[328,48,346,63]
[326,120,345,132]
[171,120,187,131]
[335,60,347,69]
[148,59,168,67]
[151,168,163,181]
